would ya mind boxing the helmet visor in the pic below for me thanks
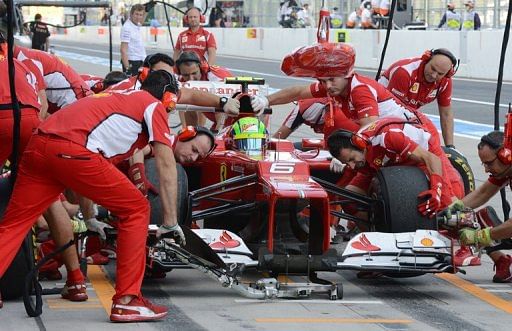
[235,138,266,153]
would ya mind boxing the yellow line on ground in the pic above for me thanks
[436,273,512,314]
[88,265,116,315]
[277,274,294,283]
[255,318,412,324]
[48,304,104,309]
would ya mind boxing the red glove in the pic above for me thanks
[417,173,443,218]
[128,163,150,196]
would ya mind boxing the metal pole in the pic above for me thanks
[108,6,112,72]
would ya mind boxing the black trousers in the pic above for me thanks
[122,60,143,76]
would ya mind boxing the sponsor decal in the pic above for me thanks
[182,36,188,43]
[351,234,381,251]
[409,82,420,93]
[427,89,438,98]
[373,158,382,166]
[420,238,434,247]
[220,163,227,182]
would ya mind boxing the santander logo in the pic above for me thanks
[209,231,240,249]
[350,234,381,252]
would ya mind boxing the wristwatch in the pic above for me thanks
[219,96,229,109]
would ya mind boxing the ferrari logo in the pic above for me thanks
[220,163,227,182]
[410,82,420,93]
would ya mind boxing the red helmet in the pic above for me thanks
[281,43,356,78]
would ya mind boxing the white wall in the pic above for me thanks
[52,27,512,81]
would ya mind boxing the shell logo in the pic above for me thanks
[420,238,434,247]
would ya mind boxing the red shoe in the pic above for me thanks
[453,246,481,267]
[61,281,88,302]
[110,296,168,322]
[39,269,63,281]
[87,252,109,265]
[493,255,512,283]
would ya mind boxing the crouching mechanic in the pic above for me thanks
[0,70,184,322]
[327,118,463,221]
[379,48,458,147]
[176,51,233,131]
[445,131,512,282]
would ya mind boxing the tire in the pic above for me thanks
[0,177,36,300]
[144,159,188,225]
[443,146,475,194]
[369,166,436,233]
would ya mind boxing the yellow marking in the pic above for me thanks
[436,273,512,314]
[48,304,104,309]
[88,265,116,315]
[255,318,412,324]
[277,275,294,283]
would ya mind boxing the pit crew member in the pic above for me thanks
[0,70,183,322]
[378,48,457,147]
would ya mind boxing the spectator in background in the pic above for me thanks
[346,9,362,29]
[438,3,461,30]
[120,4,146,76]
[330,7,343,28]
[209,5,225,27]
[462,0,481,30]
[361,2,377,29]
[379,0,390,17]
[302,3,313,27]
[174,7,217,65]
[30,14,50,51]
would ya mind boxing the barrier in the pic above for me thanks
[51,27,512,81]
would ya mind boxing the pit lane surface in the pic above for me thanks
[2,42,512,330]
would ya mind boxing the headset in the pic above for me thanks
[480,134,512,165]
[183,7,206,25]
[139,69,178,112]
[332,130,370,150]
[421,48,459,78]
[177,125,216,156]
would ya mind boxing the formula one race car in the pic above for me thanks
[142,78,477,286]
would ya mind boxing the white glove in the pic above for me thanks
[251,95,269,116]
[156,223,186,246]
[223,98,240,117]
[85,218,113,240]
[329,158,346,174]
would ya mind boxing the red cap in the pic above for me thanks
[281,43,356,78]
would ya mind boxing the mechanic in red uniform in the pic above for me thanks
[176,51,233,130]
[274,97,329,140]
[14,45,92,118]
[0,70,184,322]
[327,118,459,218]
[107,52,240,118]
[1,38,90,303]
[173,7,217,64]
[442,131,512,281]
[379,48,457,147]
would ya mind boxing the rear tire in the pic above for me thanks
[369,166,436,233]
[0,176,35,300]
[145,159,188,225]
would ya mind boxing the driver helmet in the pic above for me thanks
[230,117,268,158]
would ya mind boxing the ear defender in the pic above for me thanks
[183,7,206,25]
[178,126,197,142]
[335,130,370,150]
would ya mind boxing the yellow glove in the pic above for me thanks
[459,227,492,247]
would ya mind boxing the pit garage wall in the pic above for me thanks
[52,27,512,81]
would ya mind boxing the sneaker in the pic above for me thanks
[39,269,63,281]
[87,252,109,265]
[453,246,481,267]
[110,296,168,322]
[61,281,88,302]
[493,255,512,283]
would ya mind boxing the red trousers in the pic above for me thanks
[0,134,150,300]
[0,108,41,163]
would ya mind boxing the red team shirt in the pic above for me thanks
[38,90,173,165]
[282,97,329,134]
[309,73,417,136]
[379,57,452,109]
[14,46,92,113]
[175,27,217,62]
[0,59,40,110]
